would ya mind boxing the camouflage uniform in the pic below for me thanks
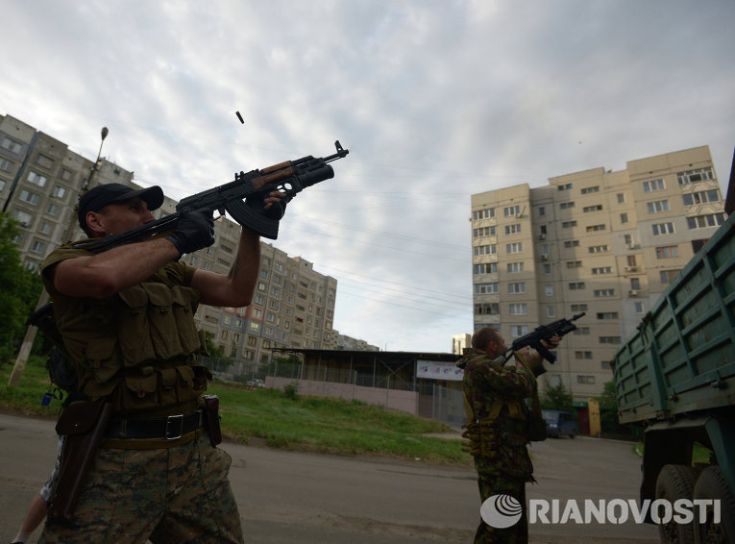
[37,245,244,543]
[457,348,537,544]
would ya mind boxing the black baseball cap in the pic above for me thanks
[77,183,164,230]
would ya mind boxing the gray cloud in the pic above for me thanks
[1,0,733,351]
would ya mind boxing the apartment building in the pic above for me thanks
[471,146,726,400]
[451,333,472,355]
[1,113,343,375]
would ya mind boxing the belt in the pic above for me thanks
[105,411,203,441]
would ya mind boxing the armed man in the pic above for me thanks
[457,327,562,544]
[37,182,283,543]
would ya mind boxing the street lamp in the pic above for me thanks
[7,126,110,387]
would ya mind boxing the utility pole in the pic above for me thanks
[7,127,109,387]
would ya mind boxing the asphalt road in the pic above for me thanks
[0,413,658,543]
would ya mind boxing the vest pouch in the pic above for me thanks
[175,365,199,405]
[158,367,179,407]
[142,283,184,360]
[82,337,120,397]
[171,286,201,354]
[121,373,159,412]
[117,286,156,366]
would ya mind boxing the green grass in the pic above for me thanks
[1,357,469,465]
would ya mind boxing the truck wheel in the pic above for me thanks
[693,466,735,544]
[656,464,698,544]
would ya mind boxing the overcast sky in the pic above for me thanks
[1,0,733,352]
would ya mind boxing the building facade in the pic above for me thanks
[1,113,351,376]
[471,146,726,400]
[451,333,472,355]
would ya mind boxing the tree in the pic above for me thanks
[540,380,574,412]
[598,380,632,435]
[0,213,43,364]
[200,330,233,372]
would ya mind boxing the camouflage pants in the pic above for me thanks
[39,431,243,543]
[474,470,528,544]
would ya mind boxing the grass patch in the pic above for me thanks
[1,357,470,465]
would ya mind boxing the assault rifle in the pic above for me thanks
[504,312,585,364]
[75,140,349,252]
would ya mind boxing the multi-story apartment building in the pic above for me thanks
[471,146,726,400]
[451,333,472,355]
[1,113,343,376]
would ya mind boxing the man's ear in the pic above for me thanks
[85,211,107,236]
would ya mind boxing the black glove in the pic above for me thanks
[246,190,288,221]
[167,210,215,256]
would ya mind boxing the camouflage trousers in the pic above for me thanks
[474,470,528,544]
[39,431,243,544]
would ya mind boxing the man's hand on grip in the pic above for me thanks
[247,190,287,221]
[167,210,215,256]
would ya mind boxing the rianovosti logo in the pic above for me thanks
[481,495,721,527]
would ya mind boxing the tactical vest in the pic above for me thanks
[54,279,207,415]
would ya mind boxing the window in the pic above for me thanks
[577,375,596,384]
[13,210,33,227]
[591,266,613,275]
[474,282,499,294]
[51,185,67,199]
[561,220,577,228]
[660,270,681,284]
[687,213,725,229]
[620,213,629,224]
[597,312,619,320]
[600,336,622,344]
[647,200,670,213]
[566,260,582,269]
[677,167,714,186]
[544,285,554,296]
[560,201,575,210]
[39,221,53,235]
[27,171,48,187]
[656,245,678,258]
[557,183,572,191]
[634,302,645,313]
[642,178,666,192]
[473,226,496,238]
[617,193,625,203]
[652,222,675,235]
[503,205,521,217]
[509,303,528,315]
[583,204,603,213]
[60,168,73,181]
[30,240,47,254]
[683,190,719,206]
[506,242,523,254]
[46,203,61,217]
[475,303,500,315]
[542,263,551,274]
[586,224,606,232]
[257,281,266,291]
[508,282,525,294]
[0,137,22,154]
[573,327,590,335]
[581,186,600,194]
[511,325,529,338]
[575,351,593,359]
[473,262,497,274]
[571,303,588,312]
[473,244,496,256]
[19,190,40,205]
[254,293,265,305]
[0,158,12,172]
[507,262,524,273]
[630,277,641,290]
[564,240,580,248]
[36,154,54,169]
[627,255,637,266]
[546,306,556,318]
[505,223,521,235]
[593,289,615,297]
[538,206,546,216]
[568,282,585,290]
[472,208,495,220]
[589,245,608,253]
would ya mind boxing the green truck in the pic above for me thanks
[613,153,735,544]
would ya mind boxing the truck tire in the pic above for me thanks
[693,466,735,544]
[656,464,698,544]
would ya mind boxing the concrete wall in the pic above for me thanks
[265,376,419,416]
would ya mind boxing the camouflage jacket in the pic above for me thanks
[457,348,537,480]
